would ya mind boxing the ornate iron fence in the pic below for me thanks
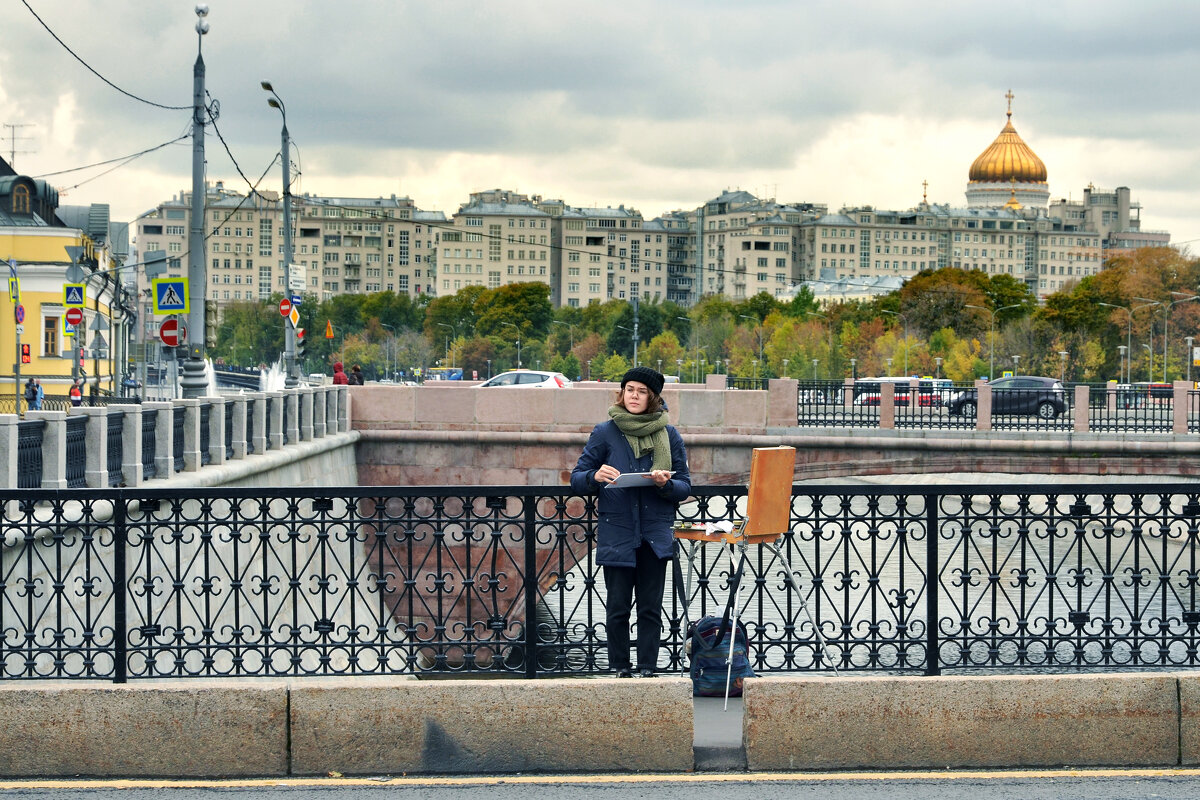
[141,410,157,481]
[7,483,1200,682]
[107,412,124,487]
[65,416,87,489]
[16,420,44,489]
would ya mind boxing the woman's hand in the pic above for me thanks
[649,470,672,487]
[594,464,621,484]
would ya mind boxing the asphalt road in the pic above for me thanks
[6,772,1200,800]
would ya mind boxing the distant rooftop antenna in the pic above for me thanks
[2,123,36,169]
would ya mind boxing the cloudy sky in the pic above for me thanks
[2,0,1199,247]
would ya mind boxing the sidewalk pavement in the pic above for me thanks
[694,695,745,771]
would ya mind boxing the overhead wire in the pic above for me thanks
[33,134,191,192]
[19,0,190,112]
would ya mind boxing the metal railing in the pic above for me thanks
[16,420,44,489]
[107,412,124,487]
[65,416,87,489]
[141,410,157,481]
[727,376,769,391]
[199,405,212,467]
[172,406,185,472]
[8,482,1200,682]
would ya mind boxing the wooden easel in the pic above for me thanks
[675,446,837,708]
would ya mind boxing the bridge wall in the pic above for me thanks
[349,383,1200,485]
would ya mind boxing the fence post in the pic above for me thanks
[267,392,284,450]
[248,393,267,455]
[925,492,940,676]
[312,388,327,439]
[300,387,314,441]
[1174,381,1190,435]
[25,410,67,488]
[284,391,300,445]
[118,404,143,487]
[177,399,201,471]
[0,414,17,490]
[73,406,108,488]
[1074,385,1090,433]
[229,396,248,459]
[326,387,339,435]
[337,386,350,432]
[768,378,799,428]
[205,396,227,466]
[113,493,127,684]
[879,382,895,429]
[975,380,992,432]
[524,494,538,679]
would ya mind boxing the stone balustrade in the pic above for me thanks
[0,385,350,489]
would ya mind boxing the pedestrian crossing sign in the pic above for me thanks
[63,283,85,307]
[152,278,189,315]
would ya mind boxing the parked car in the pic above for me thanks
[947,376,1068,419]
[475,369,573,388]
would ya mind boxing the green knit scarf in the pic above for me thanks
[608,405,673,473]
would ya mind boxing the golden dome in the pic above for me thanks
[968,98,1047,185]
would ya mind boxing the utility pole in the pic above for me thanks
[180,6,210,399]
[631,296,640,367]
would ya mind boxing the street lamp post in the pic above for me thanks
[181,5,211,399]
[1012,354,1021,372]
[849,357,857,380]
[1143,344,1154,383]
[502,322,521,369]
[381,323,395,381]
[436,322,453,367]
[262,80,297,388]
[1118,344,1128,384]
[811,358,818,379]
[738,315,764,374]
[675,315,699,383]
[782,358,789,377]
[880,309,910,376]
[1058,350,1068,383]
[1187,336,1196,383]
[934,356,943,379]
[965,303,1020,381]
[1164,293,1199,382]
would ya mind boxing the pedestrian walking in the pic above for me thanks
[32,379,44,411]
[349,364,364,385]
[69,379,83,407]
[570,366,690,677]
[23,378,35,412]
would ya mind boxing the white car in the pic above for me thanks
[475,369,573,388]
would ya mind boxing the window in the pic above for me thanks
[43,314,60,356]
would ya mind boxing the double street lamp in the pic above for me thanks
[1163,292,1199,382]
[880,309,910,376]
[436,322,454,367]
[965,303,1020,381]
[1100,300,1160,385]
[261,80,298,388]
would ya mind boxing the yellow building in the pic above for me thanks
[0,167,117,409]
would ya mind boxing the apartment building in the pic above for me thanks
[135,182,444,310]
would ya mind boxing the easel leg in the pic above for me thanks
[724,541,748,710]
[673,540,695,676]
[763,542,838,676]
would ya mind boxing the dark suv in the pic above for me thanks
[947,376,1068,419]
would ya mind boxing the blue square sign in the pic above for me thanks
[152,278,189,314]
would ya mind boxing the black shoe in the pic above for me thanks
[638,668,656,678]
[616,668,633,678]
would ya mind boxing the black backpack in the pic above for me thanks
[24,383,35,402]
[687,615,755,697]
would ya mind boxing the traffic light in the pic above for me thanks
[20,343,30,364]
[295,327,306,360]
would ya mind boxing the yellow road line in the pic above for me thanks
[3,768,1200,790]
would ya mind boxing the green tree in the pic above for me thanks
[597,353,630,381]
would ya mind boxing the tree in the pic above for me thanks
[476,283,553,338]
[212,300,282,367]
[597,353,630,381]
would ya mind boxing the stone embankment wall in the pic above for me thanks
[351,380,1200,486]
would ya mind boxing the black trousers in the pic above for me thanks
[604,541,669,672]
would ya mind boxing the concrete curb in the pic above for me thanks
[744,673,1183,771]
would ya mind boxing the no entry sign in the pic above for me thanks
[64,307,84,326]
[159,317,186,347]
[279,297,292,317]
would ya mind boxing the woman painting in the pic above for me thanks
[571,367,691,677]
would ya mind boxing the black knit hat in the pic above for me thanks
[621,366,665,396]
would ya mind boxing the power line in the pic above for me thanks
[33,134,189,187]
[20,0,190,112]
